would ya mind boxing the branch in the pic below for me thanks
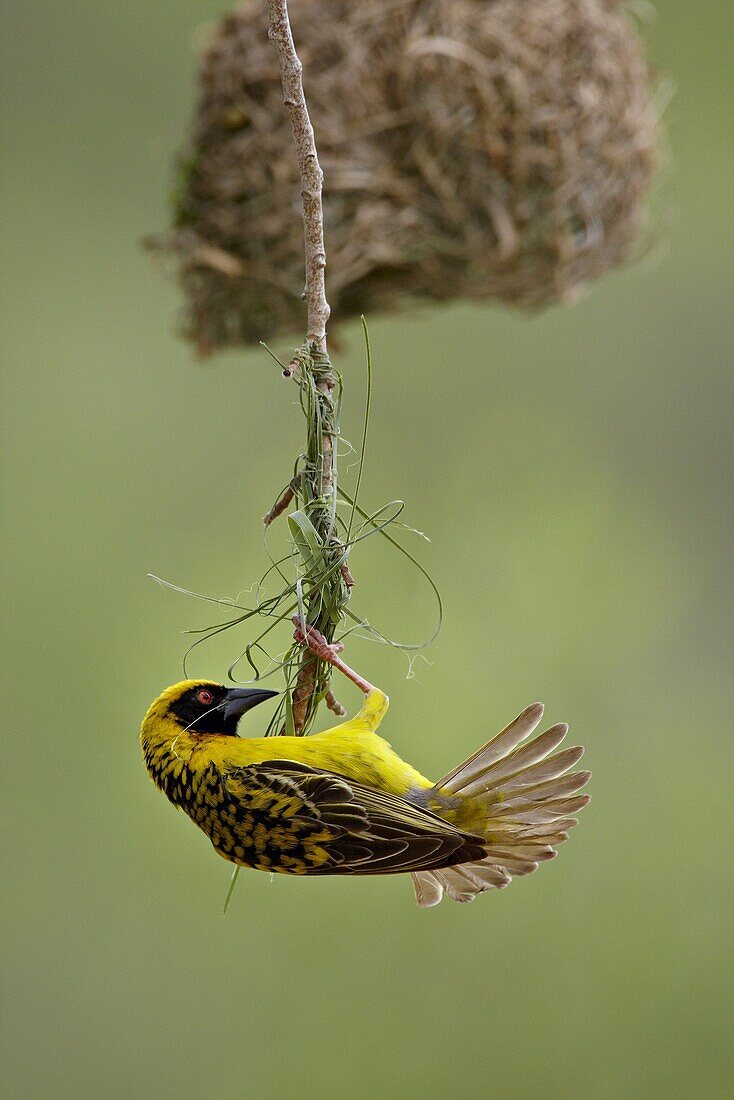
[266,0,330,350]
[266,0,343,734]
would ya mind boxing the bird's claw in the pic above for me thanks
[292,617,344,663]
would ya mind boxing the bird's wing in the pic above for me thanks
[220,759,488,876]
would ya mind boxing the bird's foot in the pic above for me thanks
[292,617,374,698]
[292,618,344,664]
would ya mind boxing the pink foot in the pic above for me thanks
[292,618,374,697]
[292,617,344,663]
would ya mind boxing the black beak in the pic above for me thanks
[222,687,279,721]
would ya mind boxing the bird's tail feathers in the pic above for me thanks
[411,702,590,908]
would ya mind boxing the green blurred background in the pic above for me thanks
[2,2,732,1097]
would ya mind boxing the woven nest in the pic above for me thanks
[150,0,660,352]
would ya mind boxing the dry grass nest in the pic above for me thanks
[149,0,661,352]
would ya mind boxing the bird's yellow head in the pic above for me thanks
[142,680,279,739]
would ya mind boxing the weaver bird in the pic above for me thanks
[140,622,589,906]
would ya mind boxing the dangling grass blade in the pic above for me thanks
[345,317,373,548]
[288,509,328,579]
[338,486,443,650]
[223,865,240,915]
[148,573,255,612]
[283,688,296,736]
[259,342,287,370]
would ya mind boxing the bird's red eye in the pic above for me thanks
[197,689,214,706]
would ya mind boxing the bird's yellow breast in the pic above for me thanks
[192,722,431,797]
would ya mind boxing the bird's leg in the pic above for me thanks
[293,618,370,692]
[292,618,389,732]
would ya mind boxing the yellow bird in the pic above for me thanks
[140,623,589,906]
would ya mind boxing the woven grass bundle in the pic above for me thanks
[152,0,660,352]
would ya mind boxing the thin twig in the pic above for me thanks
[340,560,356,588]
[325,689,347,717]
[266,0,334,505]
[266,0,330,350]
[263,478,299,527]
[266,0,349,732]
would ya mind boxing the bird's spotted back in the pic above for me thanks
[141,741,333,873]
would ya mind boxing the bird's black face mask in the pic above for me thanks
[169,684,278,736]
